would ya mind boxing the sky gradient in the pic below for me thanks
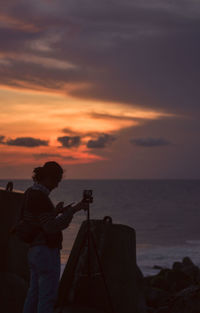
[0,0,200,179]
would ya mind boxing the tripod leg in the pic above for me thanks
[56,227,89,312]
[90,231,115,313]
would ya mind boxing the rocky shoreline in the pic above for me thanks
[1,256,200,313]
[141,257,200,313]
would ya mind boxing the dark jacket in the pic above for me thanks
[23,188,74,249]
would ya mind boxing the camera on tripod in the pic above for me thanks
[82,190,93,204]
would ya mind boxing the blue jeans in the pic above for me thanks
[23,245,60,313]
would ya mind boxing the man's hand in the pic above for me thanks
[62,202,75,212]
[55,201,64,215]
[70,200,89,214]
[80,200,89,211]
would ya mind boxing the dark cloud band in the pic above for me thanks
[87,133,116,149]
[0,1,199,115]
[33,153,77,160]
[0,135,5,143]
[57,136,81,148]
[130,137,171,147]
[4,137,48,147]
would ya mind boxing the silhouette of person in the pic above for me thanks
[22,161,88,313]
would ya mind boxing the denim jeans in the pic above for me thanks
[23,245,60,313]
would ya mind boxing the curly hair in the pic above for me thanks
[32,161,63,183]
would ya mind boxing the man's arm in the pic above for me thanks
[39,200,87,234]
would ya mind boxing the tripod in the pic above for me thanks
[84,205,115,313]
[57,205,115,313]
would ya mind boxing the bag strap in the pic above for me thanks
[19,188,31,220]
[10,188,33,234]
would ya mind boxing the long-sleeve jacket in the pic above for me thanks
[22,187,75,249]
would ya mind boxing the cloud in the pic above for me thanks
[6,137,48,147]
[33,153,77,160]
[62,128,82,136]
[87,133,116,149]
[0,0,199,116]
[0,12,40,32]
[0,136,5,143]
[61,128,105,138]
[90,112,136,121]
[61,127,114,139]
[130,137,171,147]
[57,136,81,148]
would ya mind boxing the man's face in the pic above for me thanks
[45,176,62,191]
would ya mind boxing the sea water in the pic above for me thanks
[1,179,200,276]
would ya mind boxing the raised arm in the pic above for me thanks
[38,201,87,234]
[26,190,87,234]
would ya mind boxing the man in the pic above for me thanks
[23,161,88,313]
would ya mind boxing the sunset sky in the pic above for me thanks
[0,0,200,179]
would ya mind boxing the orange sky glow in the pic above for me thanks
[0,84,173,176]
[0,1,199,179]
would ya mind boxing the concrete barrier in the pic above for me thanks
[0,185,30,313]
[0,186,29,281]
[0,272,28,313]
[57,218,137,313]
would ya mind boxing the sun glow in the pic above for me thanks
[0,86,173,169]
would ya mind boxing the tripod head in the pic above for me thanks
[82,190,93,204]
[82,190,93,220]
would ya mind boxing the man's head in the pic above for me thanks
[32,161,64,191]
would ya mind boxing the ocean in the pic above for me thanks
[1,179,200,276]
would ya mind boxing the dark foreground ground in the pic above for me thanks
[2,256,200,313]
[142,256,200,313]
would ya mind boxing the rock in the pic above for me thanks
[144,269,170,291]
[182,256,194,266]
[181,257,200,283]
[0,272,28,313]
[153,265,164,270]
[148,266,193,293]
[145,287,170,308]
[172,262,183,271]
[144,258,200,313]
[150,271,170,291]
[144,275,156,287]
[170,285,200,313]
[164,268,192,293]
[136,265,147,313]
